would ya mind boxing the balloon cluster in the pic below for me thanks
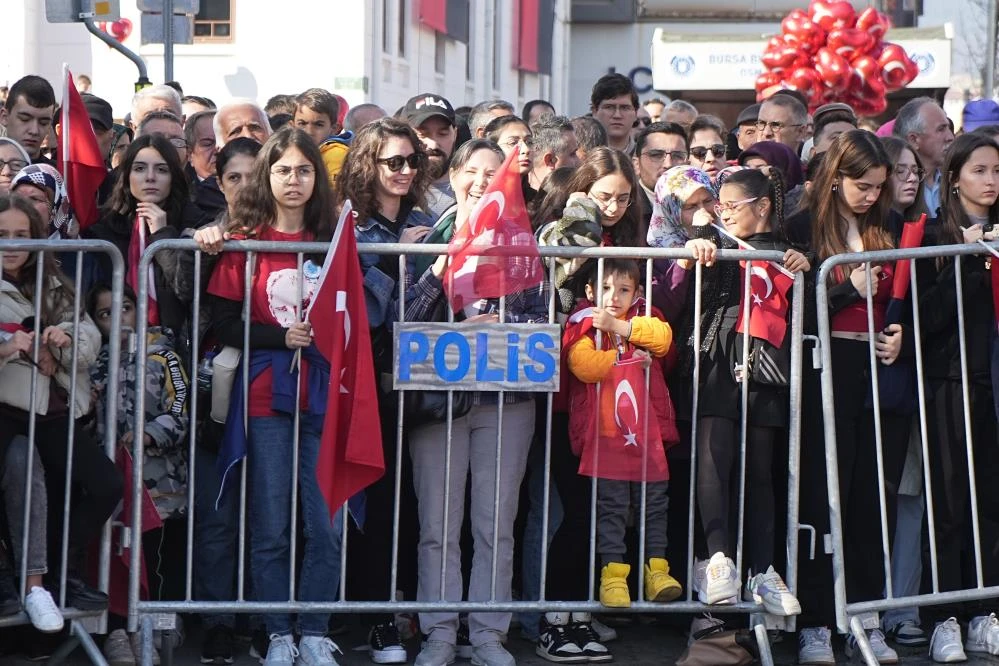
[756,1,919,116]
[96,18,134,43]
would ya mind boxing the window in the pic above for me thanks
[466,1,475,81]
[435,32,446,74]
[491,0,501,91]
[382,0,391,54]
[398,0,407,57]
[193,0,233,41]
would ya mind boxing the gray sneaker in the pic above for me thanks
[415,640,455,666]
[296,636,341,666]
[263,634,298,666]
[471,641,515,666]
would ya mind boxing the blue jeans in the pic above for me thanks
[248,414,343,636]
[517,439,563,640]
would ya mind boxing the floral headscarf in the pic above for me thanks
[647,166,717,248]
[715,165,747,188]
[11,164,76,239]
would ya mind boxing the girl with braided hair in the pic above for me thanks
[674,167,807,614]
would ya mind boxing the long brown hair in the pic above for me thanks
[105,134,189,224]
[565,146,642,247]
[333,117,431,224]
[228,127,335,242]
[0,194,76,325]
[938,132,999,246]
[810,129,893,282]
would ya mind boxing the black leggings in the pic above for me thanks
[696,416,777,576]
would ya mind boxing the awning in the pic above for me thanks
[650,24,952,92]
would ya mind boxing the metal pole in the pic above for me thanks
[164,0,175,82]
[986,0,998,99]
[83,19,151,90]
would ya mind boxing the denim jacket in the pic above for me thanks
[354,204,435,328]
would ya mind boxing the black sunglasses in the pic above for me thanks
[689,144,726,160]
[377,154,424,172]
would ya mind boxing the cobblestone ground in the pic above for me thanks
[3,614,995,665]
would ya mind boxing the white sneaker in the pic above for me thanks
[24,586,63,633]
[746,566,801,616]
[704,552,739,605]
[965,613,999,655]
[263,634,299,666]
[296,635,342,666]
[798,627,835,665]
[846,629,899,664]
[930,618,966,662]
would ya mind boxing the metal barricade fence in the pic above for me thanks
[129,239,806,666]
[815,242,999,665]
[0,239,124,665]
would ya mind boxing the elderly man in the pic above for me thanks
[214,100,271,145]
[130,84,183,131]
[893,96,955,215]
[757,94,809,153]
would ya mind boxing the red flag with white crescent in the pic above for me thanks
[58,65,106,232]
[735,259,794,348]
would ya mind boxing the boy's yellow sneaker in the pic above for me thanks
[645,557,683,602]
[599,562,631,608]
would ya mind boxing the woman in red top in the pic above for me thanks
[791,130,907,663]
[206,128,342,666]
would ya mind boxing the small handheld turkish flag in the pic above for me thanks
[735,259,794,348]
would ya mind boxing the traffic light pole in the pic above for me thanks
[986,0,997,99]
[163,0,174,82]
[84,18,151,91]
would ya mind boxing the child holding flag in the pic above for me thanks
[563,258,682,614]
[675,167,806,615]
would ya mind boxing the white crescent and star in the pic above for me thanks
[750,265,773,299]
[336,290,351,394]
[614,379,640,447]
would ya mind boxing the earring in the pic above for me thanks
[953,186,960,196]
[832,183,839,192]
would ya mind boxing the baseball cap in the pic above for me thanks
[736,103,761,126]
[812,102,857,126]
[81,93,114,131]
[963,99,999,131]
[402,93,455,127]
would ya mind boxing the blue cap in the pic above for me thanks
[962,99,999,131]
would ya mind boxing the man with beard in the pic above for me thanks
[402,93,458,218]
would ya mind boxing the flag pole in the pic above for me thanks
[711,222,794,278]
[61,64,70,177]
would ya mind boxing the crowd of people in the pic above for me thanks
[0,67,998,666]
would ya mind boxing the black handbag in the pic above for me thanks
[734,333,792,387]
[403,389,474,427]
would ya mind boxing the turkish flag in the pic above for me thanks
[579,355,668,483]
[735,258,794,348]
[307,201,385,516]
[444,146,544,313]
[57,66,106,232]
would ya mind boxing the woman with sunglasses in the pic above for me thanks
[333,117,434,665]
[404,138,551,666]
[789,130,905,664]
[207,128,342,666]
[687,115,728,183]
[675,167,807,614]
[913,132,999,661]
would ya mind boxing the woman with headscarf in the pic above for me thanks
[737,141,806,212]
[10,164,75,239]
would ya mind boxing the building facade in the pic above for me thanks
[2,0,571,121]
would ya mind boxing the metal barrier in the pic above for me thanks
[129,239,807,666]
[0,239,124,665]
[815,242,999,665]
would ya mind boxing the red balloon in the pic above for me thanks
[756,71,784,92]
[856,7,892,39]
[809,0,857,32]
[879,43,919,91]
[828,28,876,61]
[762,40,800,70]
[786,67,824,102]
[815,47,852,92]
[110,18,132,42]
[782,9,826,53]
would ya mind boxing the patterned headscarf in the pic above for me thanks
[11,164,76,239]
[647,166,717,248]
[715,164,747,188]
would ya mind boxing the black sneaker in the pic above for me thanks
[200,624,234,664]
[368,621,406,664]
[570,622,613,663]
[536,624,587,663]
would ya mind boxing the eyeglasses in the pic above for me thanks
[590,191,632,209]
[0,159,27,173]
[270,165,316,181]
[632,117,652,129]
[893,165,926,182]
[755,121,803,133]
[689,144,726,161]
[642,149,688,163]
[167,137,189,149]
[377,154,424,172]
[597,103,635,116]
[714,196,759,215]
[502,137,533,149]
